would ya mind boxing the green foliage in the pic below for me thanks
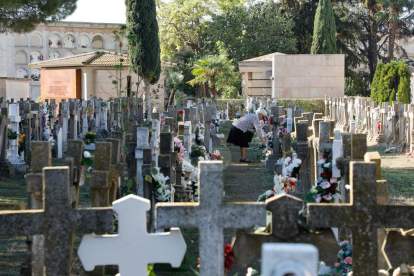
[126,0,161,85]
[147,265,156,276]
[278,99,326,114]
[84,132,97,145]
[370,61,411,104]
[121,177,138,197]
[0,0,77,32]
[311,0,337,54]
[345,71,370,97]
[205,2,297,63]
[188,48,236,98]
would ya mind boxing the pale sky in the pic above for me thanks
[63,0,127,24]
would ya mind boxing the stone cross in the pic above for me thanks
[78,195,187,276]
[266,106,281,172]
[308,161,414,274]
[261,243,318,276]
[136,127,150,197]
[156,161,266,275]
[59,100,69,151]
[150,119,161,167]
[232,194,338,266]
[69,100,79,140]
[106,138,125,200]
[66,140,86,208]
[0,167,113,276]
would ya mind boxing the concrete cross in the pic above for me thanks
[0,167,113,276]
[156,161,266,275]
[78,195,186,276]
[232,194,338,266]
[308,161,414,274]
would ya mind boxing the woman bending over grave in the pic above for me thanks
[227,109,267,163]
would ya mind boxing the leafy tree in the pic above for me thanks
[126,0,161,120]
[157,0,246,61]
[188,52,236,98]
[205,2,297,64]
[167,71,184,107]
[370,61,411,104]
[377,0,414,62]
[0,0,77,33]
[311,0,337,54]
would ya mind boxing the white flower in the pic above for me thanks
[274,174,283,186]
[282,168,288,176]
[198,156,204,161]
[315,196,322,203]
[284,157,291,165]
[157,194,167,202]
[83,151,91,158]
[320,181,331,189]
[323,194,333,201]
[164,189,171,196]
[330,177,338,183]
[317,159,325,165]
[247,268,253,276]
[265,190,273,197]
[345,184,351,190]
[157,188,163,194]
[324,163,331,168]
[292,153,297,158]
[292,158,302,166]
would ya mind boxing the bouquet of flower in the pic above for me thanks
[220,110,227,120]
[333,240,352,275]
[145,167,171,202]
[18,134,26,154]
[304,152,341,203]
[174,137,187,163]
[265,131,273,148]
[84,132,97,145]
[254,145,271,159]
[283,154,302,178]
[187,169,199,197]
[276,118,288,143]
[8,128,19,140]
[257,173,298,202]
[209,150,223,161]
[190,144,207,159]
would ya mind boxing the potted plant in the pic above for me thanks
[84,132,97,150]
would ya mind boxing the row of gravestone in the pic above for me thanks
[325,96,414,153]
[2,158,413,275]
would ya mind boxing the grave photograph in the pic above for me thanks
[2,0,414,275]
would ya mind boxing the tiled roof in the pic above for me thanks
[29,51,176,68]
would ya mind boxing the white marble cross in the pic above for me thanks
[156,161,266,275]
[78,195,186,276]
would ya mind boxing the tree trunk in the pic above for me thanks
[167,88,176,107]
[388,19,397,63]
[210,82,216,98]
[368,10,379,83]
[144,77,151,122]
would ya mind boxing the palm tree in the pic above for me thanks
[167,71,184,107]
[188,55,234,98]
[377,0,414,62]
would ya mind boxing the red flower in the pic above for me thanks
[179,110,184,115]
[224,243,235,272]
[284,183,287,187]
[271,188,275,192]
[269,194,275,198]
[290,181,295,186]
[326,171,332,178]
[330,185,337,191]
[323,153,329,159]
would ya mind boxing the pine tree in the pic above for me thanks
[310,0,337,54]
[126,0,161,120]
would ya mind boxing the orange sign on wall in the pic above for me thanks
[41,69,81,102]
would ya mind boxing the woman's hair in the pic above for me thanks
[257,109,268,118]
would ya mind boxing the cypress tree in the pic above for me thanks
[310,0,337,54]
[126,0,161,120]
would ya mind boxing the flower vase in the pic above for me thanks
[84,143,96,150]
[191,156,199,167]
[9,139,18,158]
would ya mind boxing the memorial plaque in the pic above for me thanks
[41,69,81,102]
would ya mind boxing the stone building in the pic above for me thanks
[0,21,128,99]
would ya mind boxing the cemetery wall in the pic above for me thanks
[239,54,345,99]
[0,77,30,99]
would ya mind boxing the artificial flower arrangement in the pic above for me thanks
[190,144,208,159]
[8,128,19,140]
[174,137,187,163]
[187,169,199,198]
[145,167,171,202]
[304,152,341,204]
[333,240,352,275]
[48,40,52,46]
[30,55,34,62]
[84,132,97,145]
[276,118,288,143]
[220,110,227,120]
[254,145,272,159]
[82,151,94,166]
[257,155,302,201]
[18,134,26,154]
[38,55,44,61]
[57,40,61,47]
[209,150,223,161]
[31,74,40,81]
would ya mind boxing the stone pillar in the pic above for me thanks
[136,128,150,197]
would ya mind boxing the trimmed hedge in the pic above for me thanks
[216,98,326,119]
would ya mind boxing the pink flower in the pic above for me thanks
[315,196,322,203]
[344,257,352,264]
[320,181,331,189]
[334,263,341,267]
[341,240,349,246]
[338,250,343,254]
[282,129,287,135]
[323,194,332,201]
